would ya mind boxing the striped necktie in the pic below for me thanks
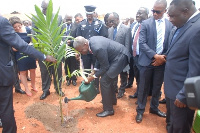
[156,20,163,54]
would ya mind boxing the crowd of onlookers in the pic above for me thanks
[1,0,200,132]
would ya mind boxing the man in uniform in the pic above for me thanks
[76,5,108,91]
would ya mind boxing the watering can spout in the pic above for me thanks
[64,81,98,102]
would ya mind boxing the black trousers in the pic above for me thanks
[166,97,195,133]
[127,56,134,86]
[64,56,78,81]
[11,51,21,90]
[118,71,128,92]
[0,86,17,133]
[133,55,140,95]
[137,65,165,114]
[100,74,117,111]
[38,61,62,92]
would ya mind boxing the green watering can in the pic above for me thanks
[64,81,98,103]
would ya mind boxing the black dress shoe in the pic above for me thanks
[66,80,71,86]
[40,91,50,100]
[15,89,26,94]
[136,113,143,123]
[159,98,166,104]
[56,90,65,97]
[129,93,137,99]
[96,110,114,117]
[117,90,125,99]
[72,80,77,86]
[126,84,132,88]
[149,108,166,118]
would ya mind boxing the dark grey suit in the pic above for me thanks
[108,24,131,93]
[136,17,173,114]
[89,36,131,111]
[164,13,200,133]
[0,16,45,133]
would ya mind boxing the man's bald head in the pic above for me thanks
[41,0,49,15]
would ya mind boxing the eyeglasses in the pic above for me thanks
[151,9,164,14]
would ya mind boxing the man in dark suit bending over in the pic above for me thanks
[73,36,131,117]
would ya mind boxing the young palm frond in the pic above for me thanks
[28,0,76,124]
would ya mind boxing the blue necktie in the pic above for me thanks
[113,28,117,40]
[156,20,163,54]
[170,28,180,45]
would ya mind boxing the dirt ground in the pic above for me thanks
[0,65,168,133]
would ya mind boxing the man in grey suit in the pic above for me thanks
[107,12,132,98]
[32,0,65,100]
[0,16,56,133]
[136,0,173,123]
[165,0,200,132]
[73,36,131,117]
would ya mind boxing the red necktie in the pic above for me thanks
[133,25,141,57]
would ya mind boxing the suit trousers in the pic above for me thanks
[38,61,62,92]
[100,74,117,111]
[64,56,78,81]
[11,51,21,90]
[133,55,140,95]
[0,86,17,133]
[127,56,134,86]
[166,97,195,133]
[113,71,128,92]
[136,64,165,114]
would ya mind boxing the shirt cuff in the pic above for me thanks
[93,75,97,78]
[43,54,46,60]
[94,68,99,71]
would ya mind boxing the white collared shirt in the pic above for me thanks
[156,18,165,53]
[187,11,200,22]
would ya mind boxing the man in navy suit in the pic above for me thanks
[136,0,173,123]
[165,0,200,132]
[73,36,131,117]
[0,16,56,133]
